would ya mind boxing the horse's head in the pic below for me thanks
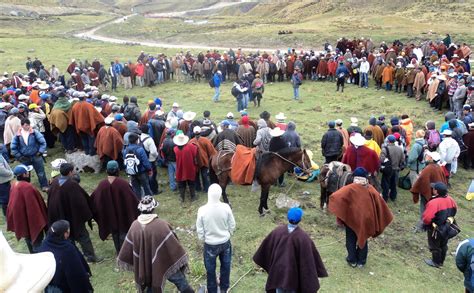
[300,149,312,173]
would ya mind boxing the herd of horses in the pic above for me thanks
[208,148,376,215]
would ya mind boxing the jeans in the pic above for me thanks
[293,87,300,99]
[79,132,96,156]
[204,240,232,293]
[143,269,191,292]
[345,226,368,265]
[407,83,414,97]
[59,125,76,151]
[213,87,220,102]
[242,93,249,109]
[195,167,210,192]
[167,162,177,191]
[237,98,244,112]
[276,289,296,293]
[23,155,48,188]
[112,232,127,254]
[385,82,392,91]
[131,172,152,200]
[157,71,164,83]
[25,230,44,253]
[381,170,399,201]
[360,72,368,88]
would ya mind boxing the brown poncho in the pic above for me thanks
[329,183,393,247]
[69,101,104,135]
[95,125,124,160]
[253,225,328,293]
[118,217,188,293]
[235,125,256,148]
[364,125,384,147]
[91,177,139,241]
[410,163,447,203]
[49,109,70,134]
[413,71,426,90]
[47,178,93,239]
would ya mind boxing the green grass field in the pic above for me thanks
[0,36,473,292]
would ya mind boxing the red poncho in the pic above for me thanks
[7,181,47,242]
[342,145,380,174]
[174,143,198,181]
[329,183,393,247]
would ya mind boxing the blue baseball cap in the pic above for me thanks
[13,164,33,176]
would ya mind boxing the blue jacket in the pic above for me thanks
[456,238,474,292]
[213,73,221,88]
[336,64,349,78]
[123,144,152,173]
[113,63,123,75]
[11,129,46,158]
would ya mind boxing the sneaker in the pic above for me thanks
[346,258,357,268]
[41,187,49,192]
[357,264,365,268]
[424,259,440,268]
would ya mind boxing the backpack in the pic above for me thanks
[231,86,240,98]
[139,136,151,156]
[124,148,140,175]
[255,81,264,91]
[208,78,215,88]
[416,143,426,173]
[427,129,441,151]
[123,104,133,121]
[380,146,393,176]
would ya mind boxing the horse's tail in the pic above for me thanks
[209,156,219,184]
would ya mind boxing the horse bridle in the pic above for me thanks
[270,149,312,174]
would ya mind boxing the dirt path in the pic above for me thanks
[144,1,243,18]
[73,2,278,52]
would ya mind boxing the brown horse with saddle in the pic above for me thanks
[209,145,312,216]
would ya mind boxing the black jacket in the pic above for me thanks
[269,136,287,152]
[321,128,343,157]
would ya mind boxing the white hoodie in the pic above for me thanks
[196,184,236,245]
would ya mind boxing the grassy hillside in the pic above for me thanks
[0,36,473,292]
[95,0,474,49]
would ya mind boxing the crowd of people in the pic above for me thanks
[1,35,474,292]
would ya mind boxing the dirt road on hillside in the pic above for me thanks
[73,2,278,52]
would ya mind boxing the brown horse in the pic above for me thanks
[210,147,312,215]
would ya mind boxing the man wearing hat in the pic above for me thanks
[410,151,447,229]
[28,103,46,135]
[342,133,380,175]
[118,196,195,293]
[174,131,198,202]
[160,128,178,191]
[380,135,405,202]
[11,118,49,191]
[453,79,467,118]
[190,126,216,193]
[95,117,124,168]
[321,121,344,163]
[91,160,139,254]
[330,167,393,268]
[439,129,460,176]
[214,120,242,152]
[50,92,76,153]
[335,119,349,154]
[196,184,236,293]
[422,182,457,268]
[253,207,328,292]
[347,117,363,134]
[413,66,426,100]
[6,164,48,253]
[269,126,288,188]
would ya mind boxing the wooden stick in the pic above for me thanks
[228,267,253,292]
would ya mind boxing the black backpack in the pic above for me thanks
[380,146,393,176]
[231,86,240,98]
[208,78,215,88]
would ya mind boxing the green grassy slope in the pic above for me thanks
[0,37,473,292]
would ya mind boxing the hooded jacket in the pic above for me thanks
[282,121,301,148]
[196,184,236,245]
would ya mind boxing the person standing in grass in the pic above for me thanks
[455,238,474,293]
[253,207,328,293]
[212,70,222,102]
[422,182,457,268]
[196,184,236,293]
[329,167,393,268]
[118,196,195,293]
[291,68,303,100]
[336,60,349,92]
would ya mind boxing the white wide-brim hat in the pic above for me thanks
[0,231,56,293]
[275,112,287,120]
[349,133,366,146]
[173,133,189,146]
[270,127,285,137]
[183,111,196,122]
